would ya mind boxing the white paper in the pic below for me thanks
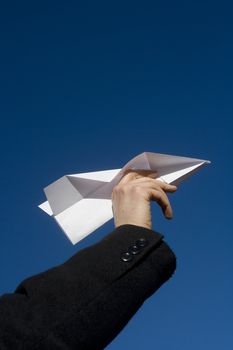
[39,152,210,244]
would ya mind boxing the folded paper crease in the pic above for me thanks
[38,152,210,244]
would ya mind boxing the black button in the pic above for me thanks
[121,252,133,262]
[135,237,148,248]
[128,244,142,255]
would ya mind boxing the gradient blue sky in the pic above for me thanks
[0,1,232,349]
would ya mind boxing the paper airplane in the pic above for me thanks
[39,152,210,244]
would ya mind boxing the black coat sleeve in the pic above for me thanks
[0,224,176,350]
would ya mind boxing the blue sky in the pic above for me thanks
[0,1,232,349]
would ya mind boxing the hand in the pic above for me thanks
[111,169,177,230]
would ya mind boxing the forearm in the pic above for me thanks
[0,225,176,349]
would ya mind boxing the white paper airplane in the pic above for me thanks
[39,152,210,244]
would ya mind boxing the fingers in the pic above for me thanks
[133,177,177,192]
[131,180,175,219]
[150,188,173,219]
[116,169,177,220]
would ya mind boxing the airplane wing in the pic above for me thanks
[39,152,210,244]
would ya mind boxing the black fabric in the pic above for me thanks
[0,224,176,349]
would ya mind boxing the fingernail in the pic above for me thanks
[166,214,173,219]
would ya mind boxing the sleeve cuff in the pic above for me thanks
[94,224,165,282]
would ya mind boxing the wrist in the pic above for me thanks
[114,221,152,230]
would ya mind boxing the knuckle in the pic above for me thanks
[157,193,163,201]
[123,169,137,178]
[154,181,163,189]
[113,184,128,194]
[112,185,120,193]
[132,185,144,195]
[135,185,144,193]
[155,191,164,203]
[112,185,122,197]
